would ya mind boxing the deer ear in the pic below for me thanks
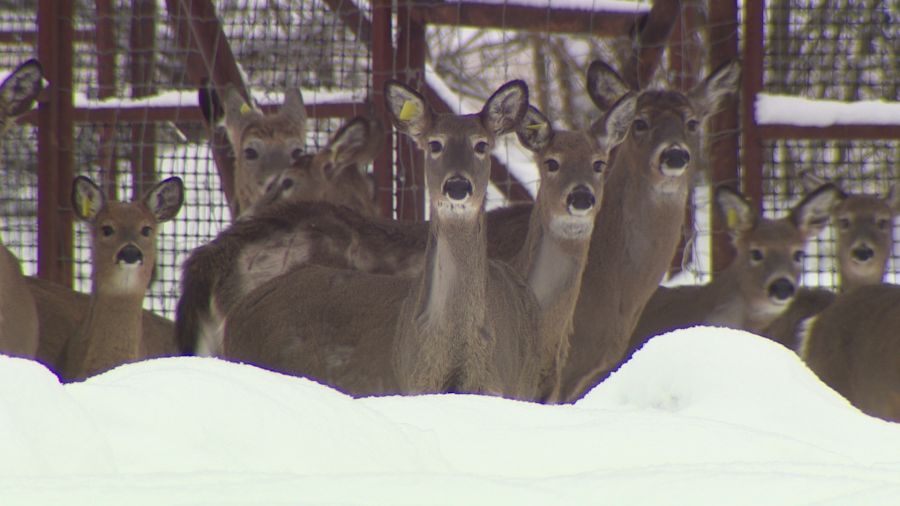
[689,60,740,119]
[280,88,307,126]
[71,176,105,223]
[586,59,632,112]
[715,185,756,237]
[0,59,45,119]
[385,80,433,140]
[600,93,636,150]
[143,177,185,223]
[791,183,840,239]
[516,105,553,153]
[325,117,371,178]
[197,81,224,126]
[222,86,257,146]
[481,80,528,137]
[884,185,900,215]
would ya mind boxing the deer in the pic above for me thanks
[0,58,45,358]
[225,79,549,399]
[797,283,900,422]
[622,183,839,362]
[57,175,183,382]
[763,171,900,346]
[181,60,738,402]
[176,115,385,357]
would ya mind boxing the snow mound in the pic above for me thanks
[1,327,899,505]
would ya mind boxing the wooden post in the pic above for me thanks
[95,0,119,201]
[395,3,426,221]
[371,0,394,218]
[37,0,75,285]
[707,0,741,273]
[130,0,158,199]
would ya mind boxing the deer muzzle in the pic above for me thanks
[659,146,691,175]
[851,245,875,262]
[566,185,596,216]
[767,277,795,303]
[442,176,474,202]
[116,244,144,265]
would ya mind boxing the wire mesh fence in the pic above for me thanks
[0,0,895,322]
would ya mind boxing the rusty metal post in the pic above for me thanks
[371,0,395,218]
[130,0,158,199]
[707,0,741,273]
[395,2,426,221]
[37,0,75,285]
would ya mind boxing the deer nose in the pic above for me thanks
[660,147,690,171]
[768,278,795,302]
[117,244,144,265]
[443,177,473,202]
[566,185,596,215]
[852,246,874,262]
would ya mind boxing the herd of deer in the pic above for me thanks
[0,56,896,421]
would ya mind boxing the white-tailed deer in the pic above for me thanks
[225,79,546,399]
[625,183,839,355]
[219,87,308,217]
[58,176,183,381]
[176,115,385,356]
[763,171,900,345]
[0,58,45,358]
[183,60,738,403]
[509,100,633,401]
[557,59,741,400]
[798,283,900,422]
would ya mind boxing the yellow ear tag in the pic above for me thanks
[398,100,419,121]
[525,122,547,130]
[81,193,93,218]
[726,208,739,228]
[240,102,252,114]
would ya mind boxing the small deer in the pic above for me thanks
[798,283,900,422]
[0,58,45,358]
[558,59,741,401]
[219,87,308,217]
[764,171,900,345]
[225,80,545,399]
[626,183,839,356]
[509,99,633,401]
[59,176,183,381]
[177,115,384,356]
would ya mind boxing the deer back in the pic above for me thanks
[799,283,900,422]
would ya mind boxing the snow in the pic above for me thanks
[756,93,900,127]
[466,0,651,13]
[71,88,365,110]
[2,326,898,505]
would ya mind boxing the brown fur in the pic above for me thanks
[0,59,44,358]
[58,176,183,382]
[800,284,900,422]
[623,184,838,361]
[225,80,544,399]
[558,60,741,401]
[176,117,384,356]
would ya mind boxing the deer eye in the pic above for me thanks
[140,226,153,237]
[877,218,890,230]
[686,119,700,132]
[750,249,764,263]
[592,160,606,173]
[291,148,304,160]
[633,119,649,132]
[428,140,443,154]
[243,147,259,160]
[101,225,114,237]
[793,250,805,263]
[838,218,850,229]
[545,159,560,173]
[474,141,489,154]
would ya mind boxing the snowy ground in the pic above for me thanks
[1,326,898,505]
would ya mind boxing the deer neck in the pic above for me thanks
[514,199,591,372]
[839,266,884,293]
[564,149,691,399]
[416,207,489,331]
[65,285,145,381]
